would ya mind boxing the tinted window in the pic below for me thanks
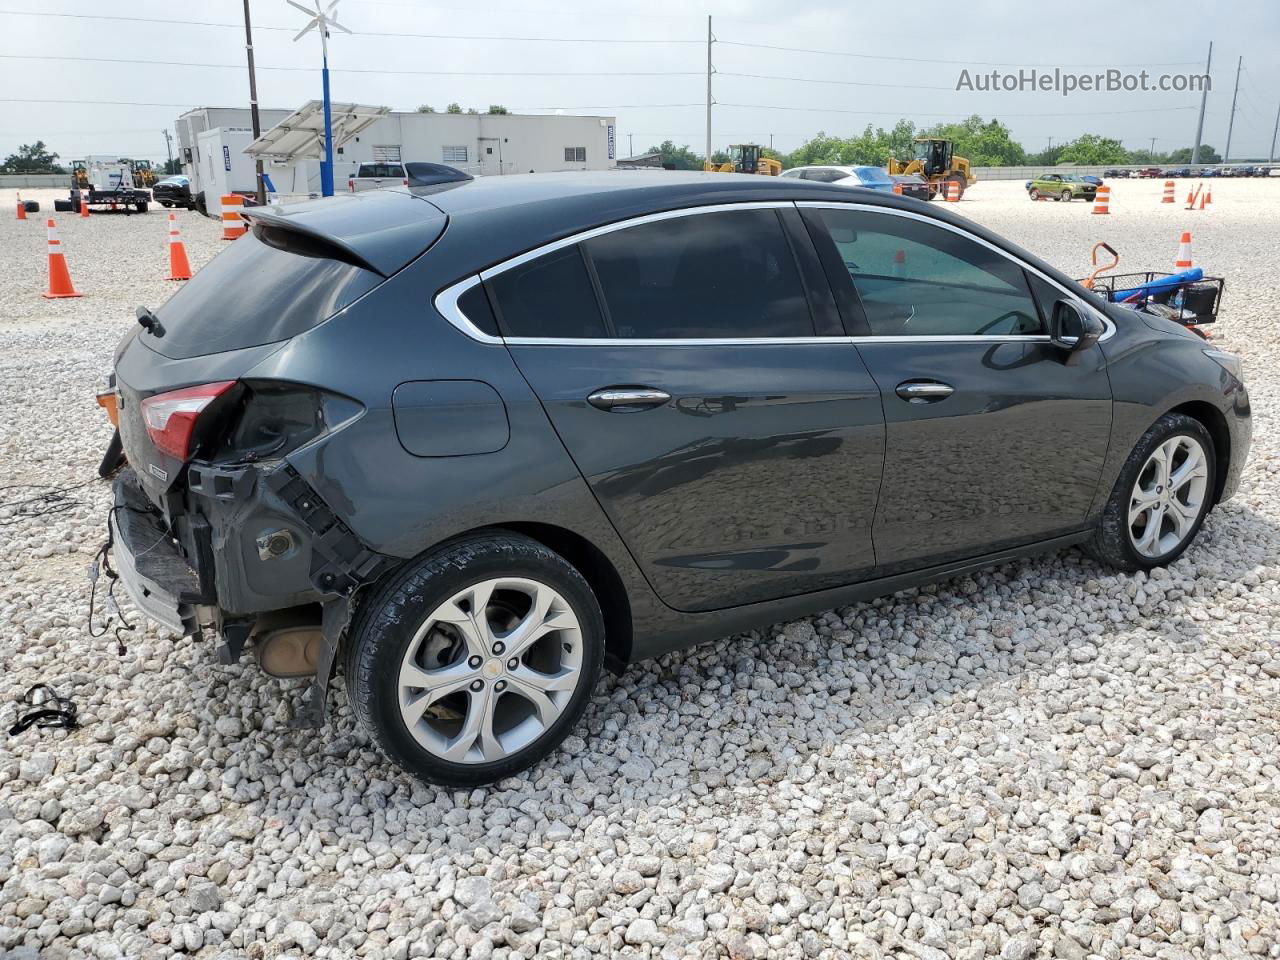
[584,209,814,339]
[814,208,1043,337]
[150,226,382,360]
[458,282,499,336]
[356,163,403,178]
[487,246,607,339]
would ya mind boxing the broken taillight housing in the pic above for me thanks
[141,381,237,460]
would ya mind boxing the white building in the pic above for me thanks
[176,105,618,199]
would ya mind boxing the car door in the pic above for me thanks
[799,203,1113,574]
[477,203,886,613]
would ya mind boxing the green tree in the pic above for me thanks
[416,104,436,113]
[1056,133,1129,165]
[1027,145,1065,166]
[1165,144,1221,164]
[162,158,182,175]
[486,105,510,115]
[465,108,480,115]
[919,116,1026,166]
[1,140,64,174]
[445,102,463,114]
[644,140,704,170]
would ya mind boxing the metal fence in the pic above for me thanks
[0,174,68,188]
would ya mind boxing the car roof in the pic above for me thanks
[249,171,1087,297]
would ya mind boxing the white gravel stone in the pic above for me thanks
[1,179,1279,958]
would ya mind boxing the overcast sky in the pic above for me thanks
[2,0,1278,164]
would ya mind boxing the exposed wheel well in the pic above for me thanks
[484,522,633,671]
[1169,400,1231,503]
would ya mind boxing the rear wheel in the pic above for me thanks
[1028,188,1040,201]
[1085,413,1215,571]
[1061,189,1073,202]
[345,533,605,786]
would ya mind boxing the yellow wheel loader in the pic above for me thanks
[887,138,975,199]
[705,143,782,176]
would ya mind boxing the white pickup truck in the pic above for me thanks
[347,162,408,192]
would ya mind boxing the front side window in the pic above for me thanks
[564,147,587,162]
[812,208,1043,337]
[583,209,814,339]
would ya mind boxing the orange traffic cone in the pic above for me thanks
[80,195,89,218]
[16,193,26,220]
[1174,231,1193,270]
[946,180,960,202]
[166,213,192,281]
[42,219,82,299]
[1092,184,1111,215]
[892,182,903,196]
[1204,186,1212,207]
[1161,181,1176,203]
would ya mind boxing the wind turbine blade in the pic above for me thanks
[293,22,317,42]
[325,0,341,16]
[327,17,353,33]
[286,0,316,15]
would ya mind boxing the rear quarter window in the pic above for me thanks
[147,225,382,359]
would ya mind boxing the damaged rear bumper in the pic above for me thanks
[110,470,207,637]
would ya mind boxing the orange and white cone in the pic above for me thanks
[80,195,90,218]
[1092,184,1111,215]
[1204,186,1212,207]
[42,219,82,299]
[946,180,960,202]
[1174,231,1193,270]
[1162,181,1175,203]
[16,193,26,220]
[166,213,192,281]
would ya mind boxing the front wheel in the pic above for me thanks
[1028,188,1040,201]
[1061,189,1073,202]
[345,533,605,787]
[1084,413,1215,571]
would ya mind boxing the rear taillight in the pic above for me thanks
[141,381,236,460]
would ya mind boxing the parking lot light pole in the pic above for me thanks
[1271,100,1279,164]
[243,0,266,204]
[1224,56,1242,164]
[1192,41,1212,166]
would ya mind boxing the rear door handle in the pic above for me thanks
[587,387,672,411]
[895,380,954,403]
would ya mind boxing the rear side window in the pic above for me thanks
[487,246,607,339]
[583,209,814,339]
[356,163,403,178]
[149,226,382,359]
[812,208,1043,337]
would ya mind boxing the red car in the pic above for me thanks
[1137,167,1162,178]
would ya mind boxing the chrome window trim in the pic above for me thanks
[432,199,1114,345]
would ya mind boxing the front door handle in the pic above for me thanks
[587,387,672,411]
[895,380,954,403]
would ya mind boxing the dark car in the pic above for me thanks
[889,173,931,200]
[1165,167,1192,178]
[100,173,1251,786]
[152,175,194,209]
[405,162,472,187]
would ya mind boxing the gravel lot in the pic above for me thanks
[1,178,1278,960]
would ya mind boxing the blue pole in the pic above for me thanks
[320,54,334,197]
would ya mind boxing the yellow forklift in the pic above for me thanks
[887,138,975,199]
[705,143,782,176]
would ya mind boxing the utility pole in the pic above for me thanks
[242,0,266,204]
[1271,99,1279,163]
[628,133,633,158]
[1191,41,1212,165]
[769,133,773,150]
[704,15,713,170]
[1149,136,1156,159]
[1223,55,1242,163]
[161,129,174,172]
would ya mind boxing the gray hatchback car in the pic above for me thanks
[102,172,1250,786]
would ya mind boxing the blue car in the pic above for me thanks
[779,164,897,192]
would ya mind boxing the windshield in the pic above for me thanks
[854,167,891,184]
[356,163,403,178]
[912,142,932,161]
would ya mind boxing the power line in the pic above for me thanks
[721,71,953,91]
[718,39,1203,69]
[0,54,698,77]
[715,102,1204,118]
[0,9,700,41]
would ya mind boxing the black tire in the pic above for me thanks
[1028,188,1040,201]
[1084,413,1216,571]
[23,201,39,213]
[1061,189,1073,202]
[344,532,605,787]
[135,202,148,213]
[160,201,172,208]
[53,199,72,212]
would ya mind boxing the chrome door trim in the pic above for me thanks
[432,198,1114,346]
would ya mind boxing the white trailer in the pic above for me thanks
[196,128,258,217]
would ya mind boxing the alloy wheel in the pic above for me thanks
[1128,435,1210,558]
[397,577,583,764]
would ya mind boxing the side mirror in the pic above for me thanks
[1050,298,1105,354]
